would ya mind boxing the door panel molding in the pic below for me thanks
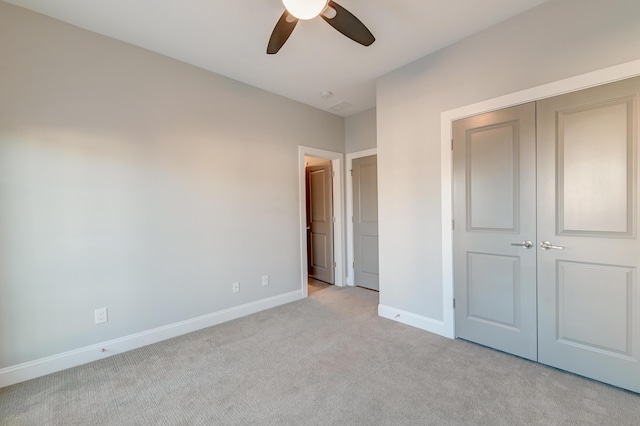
[555,260,634,359]
[360,235,379,274]
[309,168,330,222]
[466,252,520,329]
[466,121,520,233]
[556,96,637,238]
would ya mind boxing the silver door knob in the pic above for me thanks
[540,241,564,250]
[511,240,533,249]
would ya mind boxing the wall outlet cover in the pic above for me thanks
[95,307,108,324]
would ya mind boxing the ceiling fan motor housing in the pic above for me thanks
[282,0,328,20]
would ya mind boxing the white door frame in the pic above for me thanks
[299,146,345,297]
[439,59,640,339]
[346,148,377,286]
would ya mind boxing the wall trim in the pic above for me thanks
[439,58,640,340]
[0,289,302,388]
[346,148,378,286]
[378,304,446,336]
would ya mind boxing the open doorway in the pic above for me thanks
[305,156,335,285]
[298,147,344,298]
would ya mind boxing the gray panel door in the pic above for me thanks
[453,103,538,361]
[306,162,334,284]
[537,77,640,393]
[352,155,379,290]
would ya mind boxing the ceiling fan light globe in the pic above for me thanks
[282,0,328,20]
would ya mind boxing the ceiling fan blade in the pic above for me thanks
[321,1,375,47]
[267,11,298,54]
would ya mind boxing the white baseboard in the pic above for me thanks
[0,290,303,388]
[378,304,453,338]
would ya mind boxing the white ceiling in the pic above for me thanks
[5,0,550,116]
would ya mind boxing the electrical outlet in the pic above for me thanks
[95,307,108,324]
[232,282,240,293]
[262,275,269,286]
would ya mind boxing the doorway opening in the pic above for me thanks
[305,156,335,287]
[298,147,344,298]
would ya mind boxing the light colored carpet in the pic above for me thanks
[1,285,639,425]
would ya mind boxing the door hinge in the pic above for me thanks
[453,298,456,309]
[332,216,336,223]
[332,170,335,178]
[353,262,355,268]
[452,219,455,230]
[333,261,337,268]
[349,169,353,176]
[451,139,454,151]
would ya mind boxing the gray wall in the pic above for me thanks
[345,108,376,153]
[377,0,640,320]
[0,2,344,368]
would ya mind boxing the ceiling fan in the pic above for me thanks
[267,0,375,54]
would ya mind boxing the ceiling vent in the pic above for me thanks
[329,101,352,112]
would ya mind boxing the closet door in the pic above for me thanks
[453,103,538,361]
[537,76,640,393]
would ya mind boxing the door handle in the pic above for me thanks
[540,241,564,250]
[511,240,533,249]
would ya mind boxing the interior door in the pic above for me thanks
[537,77,640,393]
[352,155,379,290]
[453,103,537,360]
[306,162,335,284]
